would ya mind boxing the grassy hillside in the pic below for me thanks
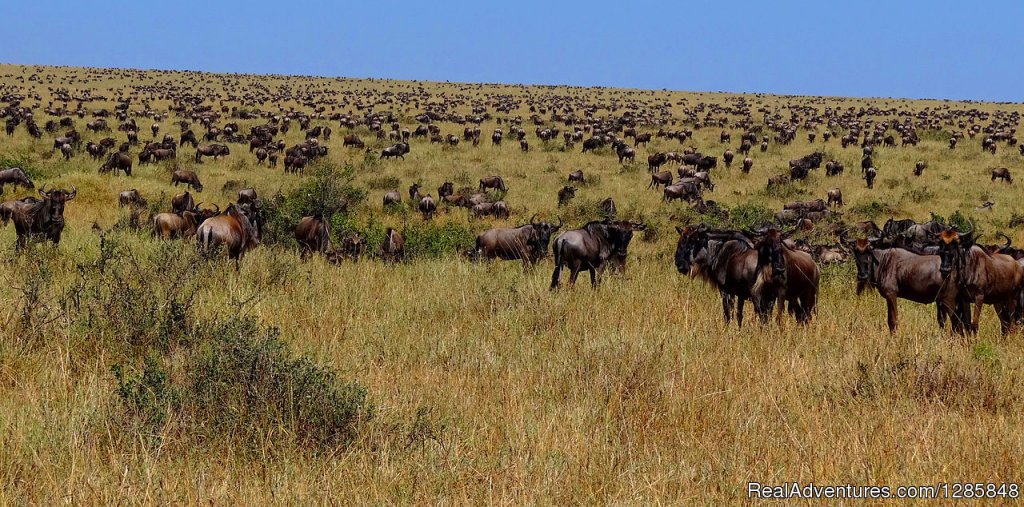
[0,64,1022,504]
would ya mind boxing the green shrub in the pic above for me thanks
[112,355,178,433]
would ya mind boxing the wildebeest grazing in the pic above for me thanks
[153,211,202,239]
[557,185,576,206]
[295,216,331,258]
[0,167,34,194]
[381,227,405,262]
[992,167,1012,183]
[100,152,132,176]
[478,175,507,193]
[171,170,203,192]
[118,189,146,208]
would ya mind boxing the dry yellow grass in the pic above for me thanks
[0,63,1022,505]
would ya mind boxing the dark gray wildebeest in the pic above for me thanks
[471,201,510,219]
[568,169,584,183]
[195,144,230,163]
[100,152,132,176]
[826,188,843,207]
[383,190,401,206]
[864,167,877,188]
[557,186,576,207]
[479,176,507,193]
[550,220,645,289]
[7,184,76,249]
[675,224,761,326]
[196,203,260,270]
[380,143,410,160]
[419,195,436,220]
[474,215,562,268]
[0,167,34,195]
[992,167,1013,183]
[171,170,203,192]
[648,171,672,190]
[237,188,257,205]
[118,189,146,208]
[438,181,454,199]
[381,227,405,262]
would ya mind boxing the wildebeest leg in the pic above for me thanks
[719,290,733,323]
[971,295,985,334]
[568,264,581,286]
[736,298,746,328]
[589,266,599,287]
[549,264,562,289]
[996,303,1013,336]
[884,293,899,332]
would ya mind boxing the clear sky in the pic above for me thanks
[4,0,1021,102]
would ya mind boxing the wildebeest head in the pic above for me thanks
[37,184,77,226]
[936,228,973,277]
[674,224,709,275]
[752,226,786,277]
[529,214,562,256]
[850,237,882,294]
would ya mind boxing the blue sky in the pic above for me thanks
[3,1,1022,102]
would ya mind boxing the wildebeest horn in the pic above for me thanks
[67,185,77,199]
[555,216,563,229]
[38,183,48,197]
[529,213,537,226]
[211,203,220,213]
[999,233,1012,249]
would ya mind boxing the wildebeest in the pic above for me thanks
[478,176,507,193]
[767,174,790,188]
[864,167,877,188]
[100,152,132,176]
[851,238,970,333]
[825,160,844,176]
[153,211,202,239]
[383,190,401,206]
[826,188,843,207]
[742,157,753,173]
[0,167,34,194]
[914,160,927,176]
[237,188,257,205]
[474,215,562,268]
[648,171,672,189]
[675,225,761,326]
[419,195,436,219]
[409,183,423,201]
[617,145,635,164]
[343,134,365,148]
[648,152,668,171]
[746,226,820,324]
[171,191,197,214]
[557,185,576,206]
[118,189,146,208]
[935,228,1024,335]
[195,144,230,163]
[664,181,702,203]
[438,181,454,199]
[550,220,645,288]
[9,184,76,249]
[568,169,584,183]
[723,150,734,167]
[471,201,510,219]
[992,167,1013,183]
[196,203,260,270]
[381,227,405,262]
[294,216,331,258]
[380,143,410,160]
[171,170,203,191]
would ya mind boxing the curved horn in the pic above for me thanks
[211,203,220,213]
[67,185,77,200]
[529,213,538,226]
[555,216,563,229]
[999,233,1012,250]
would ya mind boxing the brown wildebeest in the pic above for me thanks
[419,195,436,220]
[383,190,401,206]
[742,157,753,173]
[474,215,562,268]
[196,203,260,270]
[675,224,761,326]
[557,185,576,206]
[479,176,507,192]
[471,201,510,219]
[118,189,146,208]
[827,188,843,207]
[914,160,927,176]
[746,226,820,324]
[295,216,331,258]
[333,233,365,262]
[100,152,132,176]
[723,150,734,167]
[380,143,409,160]
[172,191,198,214]
[664,182,702,203]
[0,197,38,227]
[520,139,529,152]
[648,171,672,189]
[634,133,652,146]
[599,197,617,219]
[237,188,257,205]
[153,211,202,239]
[648,152,668,171]
[851,238,970,334]
[550,220,645,289]
[992,167,1013,183]
[935,229,1024,335]
[381,227,405,262]
[10,184,76,249]
[60,143,73,160]
[172,170,203,191]
[343,134,364,148]
[0,167,34,194]
[825,160,844,176]
[568,169,584,183]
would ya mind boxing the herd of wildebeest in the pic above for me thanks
[3,66,1024,336]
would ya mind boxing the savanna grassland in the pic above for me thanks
[1,63,1024,505]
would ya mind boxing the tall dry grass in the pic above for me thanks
[0,64,1022,504]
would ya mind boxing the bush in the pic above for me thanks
[112,354,178,433]
[189,316,370,447]
[726,203,774,229]
[259,162,366,247]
